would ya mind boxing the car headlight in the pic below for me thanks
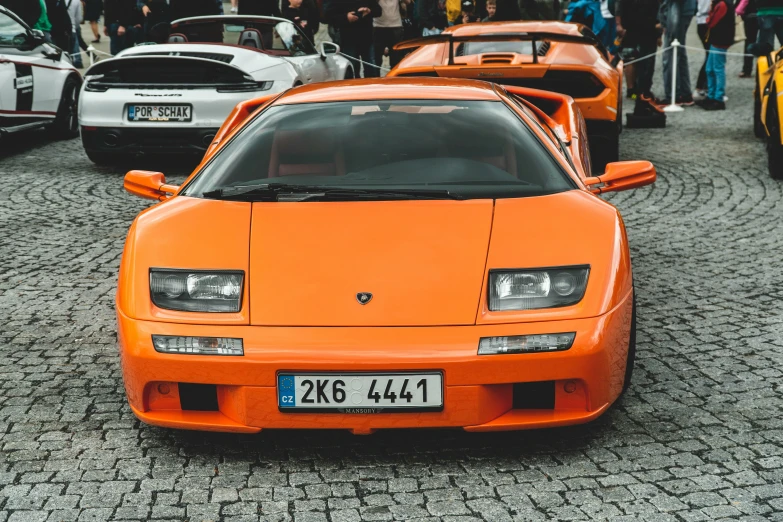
[478,333,575,355]
[150,269,243,312]
[488,266,589,311]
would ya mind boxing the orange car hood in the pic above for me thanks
[249,200,494,326]
[121,191,627,327]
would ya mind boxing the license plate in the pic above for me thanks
[127,104,192,122]
[277,372,443,413]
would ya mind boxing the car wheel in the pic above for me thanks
[755,70,767,139]
[49,76,81,140]
[344,68,355,80]
[766,86,783,180]
[590,126,620,171]
[621,291,637,394]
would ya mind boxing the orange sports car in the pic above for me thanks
[388,22,623,168]
[117,78,655,434]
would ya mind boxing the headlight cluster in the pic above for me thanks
[150,269,243,312]
[478,333,575,355]
[489,266,589,311]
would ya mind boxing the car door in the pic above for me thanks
[0,9,63,119]
[275,22,330,83]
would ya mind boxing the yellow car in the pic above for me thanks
[752,43,783,180]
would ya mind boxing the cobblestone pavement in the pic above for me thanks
[2,45,783,522]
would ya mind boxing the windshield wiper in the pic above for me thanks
[201,184,466,201]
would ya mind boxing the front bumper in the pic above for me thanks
[117,292,632,434]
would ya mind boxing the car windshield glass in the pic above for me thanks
[183,100,575,200]
[172,19,314,55]
[457,41,535,56]
[0,12,26,47]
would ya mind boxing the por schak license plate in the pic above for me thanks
[277,373,443,413]
[127,104,192,122]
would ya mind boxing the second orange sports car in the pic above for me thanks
[388,22,623,168]
[117,78,655,434]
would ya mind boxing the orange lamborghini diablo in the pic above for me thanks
[117,78,655,434]
[387,22,623,168]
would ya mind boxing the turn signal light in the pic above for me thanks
[478,333,575,355]
[152,335,244,356]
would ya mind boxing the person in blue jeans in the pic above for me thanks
[755,0,783,47]
[702,0,735,110]
[104,0,141,55]
[659,0,697,106]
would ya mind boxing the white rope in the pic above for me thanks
[623,46,671,65]
[338,52,390,73]
[682,44,755,57]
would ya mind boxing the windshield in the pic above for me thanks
[0,12,26,47]
[170,19,314,56]
[183,100,575,200]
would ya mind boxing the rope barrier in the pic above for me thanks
[338,52,390,73]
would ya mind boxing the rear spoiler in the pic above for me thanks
[393,29,610,65]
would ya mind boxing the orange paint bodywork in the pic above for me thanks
[387,22,622,124]
[117,78,652,433]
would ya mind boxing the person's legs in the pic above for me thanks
[90,21,100,41]
[388,27,405,68]
[712,46,727,101]
[70,32,83,68]
[757,14,776,47]
[661,1,679,100]
[696,23,709,91]
[373,28,388,74]
[340,37,362,77]
[360,38,379,78]
[636,41,657,97]
[675,13,693,99]
[705,49,716,100]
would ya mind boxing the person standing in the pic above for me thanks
[45,0,73,50]
[104,0,141,54]
[325,0,381,76]
[65,0,83,67]
[34,0,54,42]
[702,0,735,109]
[754,0,783,48]
[492,0,521,20]
[616,0,664,113]
[84,0,103,42]
[736,0,758,77]
[417,0,447,35]
[373,0,408,72]
[659,0,697,106]
[282,0,320,42]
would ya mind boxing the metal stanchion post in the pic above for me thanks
[87,45,94,66]
[664,39,684,113]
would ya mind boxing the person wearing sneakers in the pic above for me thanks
[659,0,697,106]
[701,0,735,109]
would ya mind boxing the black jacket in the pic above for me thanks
[416,0,446,29]
[104,0,140,26]
[239,0,282,16]
[0,0,42,27]
[169,0,222,19]
[756,0,783,8]
[617,0,661,43]
[708,0,735,47]
[46,0,72,49]
[324,0,381,39]
[282,0,320,42]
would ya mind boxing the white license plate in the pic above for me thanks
[127,104,192,122]
[277,373,443,413]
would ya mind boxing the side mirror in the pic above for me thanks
[17,29,45,50]
[124,170,179,200]
[319,41,340,60]
[584,161,656,194]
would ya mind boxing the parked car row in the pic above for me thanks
[2,6,660,435]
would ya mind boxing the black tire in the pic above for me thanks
[49,76,80,139]
[590,127,620,171]
[755,69,767,139]
[344,67,355,80]
[621,291,637,394]
[766,85,783,180]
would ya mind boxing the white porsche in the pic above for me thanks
[0,6,81,139]
[79,15,353,164]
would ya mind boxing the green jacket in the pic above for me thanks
[33,0,52,32]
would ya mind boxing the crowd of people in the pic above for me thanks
[1,0,780,110]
